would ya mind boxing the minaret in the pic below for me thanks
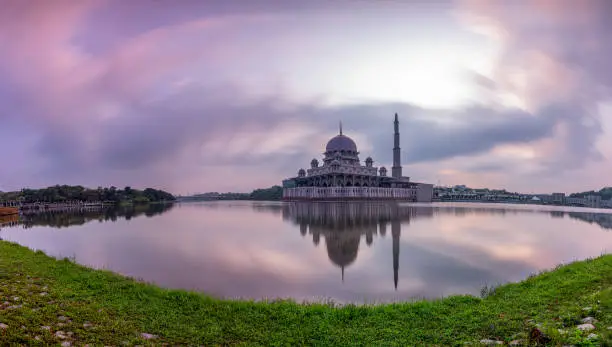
[392,113,402,178]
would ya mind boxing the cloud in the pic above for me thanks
[457,0,612,172]
[18,80,578,193]
[0,0,611,194]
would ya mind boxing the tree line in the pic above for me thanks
[0,185,176,204]
[179,186,283,202]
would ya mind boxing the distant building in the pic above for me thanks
[552,193,566,205]
[566,197,586,206]
[586,195,602,208]
[602,200,612,209]
[537,194,553,204]
[282,114,433,202]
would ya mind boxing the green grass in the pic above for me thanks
[1,241,611,346]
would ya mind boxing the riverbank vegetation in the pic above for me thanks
[180,185,283,202]
[0,241,610,346]
[0,185,175,205]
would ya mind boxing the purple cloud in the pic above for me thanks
[0,0,610,194]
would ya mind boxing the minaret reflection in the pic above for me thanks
[282,202,433,290]
[392,218,400,290]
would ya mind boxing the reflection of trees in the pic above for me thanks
[567,212,612,230]
[550,211,565,218]
[14,203,174,229]
[433,205,612,231]
[184,201,285,217]
[435,206,529,217]
[251,203,283,216]
[281,202,434,289]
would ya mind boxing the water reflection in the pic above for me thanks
[282,202,434,290]
[415,203,612,231]
[567,212,612,230]
[0,203,174,230]
[1,201,612,303]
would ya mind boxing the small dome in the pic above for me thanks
[298,168,306,177]
[326,134,357,153]
[365,157,373,162]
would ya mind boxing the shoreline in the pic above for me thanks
[1,200,175,214]
[0,240,610,345]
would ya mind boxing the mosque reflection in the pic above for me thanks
[281,202,434,289]
[269,202,612,291]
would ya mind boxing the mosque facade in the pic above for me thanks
[282,114,434,202]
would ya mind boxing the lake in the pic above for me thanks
[1,201,612,304]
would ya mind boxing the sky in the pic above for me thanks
[1,0,611,195]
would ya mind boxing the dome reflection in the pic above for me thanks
[282,202,434,289]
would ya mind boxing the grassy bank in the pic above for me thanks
[1,241,611,346]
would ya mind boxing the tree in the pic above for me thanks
[250,186,283,201]
[0,185,175,205]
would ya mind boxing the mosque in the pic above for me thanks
[282,114,433,201]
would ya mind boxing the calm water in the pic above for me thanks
[1,201,612,303]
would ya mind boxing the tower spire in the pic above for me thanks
[339,121,343,135]
[392,113,402,178]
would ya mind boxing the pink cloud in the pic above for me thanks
[0,1,101,112]
[458,0,612,104]
[1,0,610,194]
[456,0,611,180]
